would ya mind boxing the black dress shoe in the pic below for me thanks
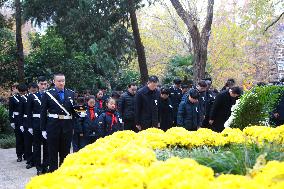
[17,157,22,162]
[26,164,34,169]
[37,170,43,175]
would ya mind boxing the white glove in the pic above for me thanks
[42,131,47,139]
[20,126,24,132]
[28,128,33,135]
[10,123,15,129]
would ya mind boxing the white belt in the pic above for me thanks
[33,114,40,118]
[24,114,27,118]
[13,112,19,116]
[48,114,72,120]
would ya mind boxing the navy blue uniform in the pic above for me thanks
[177,98,201,131]
[19,94,33,165]
[27,92,48,172]
[40,88,78,172]
[135,86,160,130]
[95,99,105,116]
[9,94,24,159]
[97,110,123,138]
[169,86,182,125]
[83,107,99,144]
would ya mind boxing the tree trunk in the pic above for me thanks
[170,0,214,82]
[128,0,148,85]
[15,0,25,83]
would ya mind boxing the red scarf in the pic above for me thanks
[89,107,95,120]
[99,100,103,109]
[106,111,117,130]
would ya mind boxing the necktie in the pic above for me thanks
[58,91,64,101]
[89,107,95,120]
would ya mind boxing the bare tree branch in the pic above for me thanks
[201,0,214,46]
[263,12,284,33]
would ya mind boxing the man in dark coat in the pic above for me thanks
[209,86,242,132]
[177,89,200,131]
[135,76,160,131]
[40,73,79,172]
[169,78,182,125]
[119,82,137,131]
[159,88,173,131]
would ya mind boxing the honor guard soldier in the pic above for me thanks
[19,83,35,169]
[9,83,25,162]
[40,73,79,172]
[27,77,49,175]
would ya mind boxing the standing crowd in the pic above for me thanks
[8,74,245,175]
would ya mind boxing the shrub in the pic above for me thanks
[230,86,284,130]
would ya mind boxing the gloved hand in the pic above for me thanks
[20,126,24,132]
[10,123,15,129]
[42,131,47,139]
[28,128,33,135]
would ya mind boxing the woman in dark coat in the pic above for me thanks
[209,86,242,132]
[159,88,174,131]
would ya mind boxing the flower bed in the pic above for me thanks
[26,126,284,189]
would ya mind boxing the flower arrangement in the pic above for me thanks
[26,126,284,189]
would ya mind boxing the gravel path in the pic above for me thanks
[0,148,36,189]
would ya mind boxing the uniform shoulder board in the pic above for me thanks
[66,88,75,93]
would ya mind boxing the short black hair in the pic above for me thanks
[197,80,207,88]
[160,88,170,95]
[53,73,65,79]
[230,86,242,95]
[257,82,266,86]
[38,76,47,82]
[148,75,159,83]
[173,78,182,85]
[189,89,199,99]
[28,82,38,89]
[111,91,120,99]
[17,83,28,93]
[181,84,189,89]
[128,82,137,88]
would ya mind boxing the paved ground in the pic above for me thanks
[0,148,36,189]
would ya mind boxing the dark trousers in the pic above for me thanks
[14,123,24,158]
[124,118,137,132]
[33,122,48,171]
[72,132,85,152]
[24,129,33,164]
[47,120,73,172]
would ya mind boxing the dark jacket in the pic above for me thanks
[40,88,78,132]
[169,86,182,118]
[9,94,21,126]
[95,99,105,116]
[202,90,217,127]
[159,97,174,131]
[119,91,135,120]
[27,92,42,129]
[209,90,237,132]
[83,107,99,137]
[135,86,160,129]
[97,109,123,137]
[177,98,201,131]
[182,87,206,123]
